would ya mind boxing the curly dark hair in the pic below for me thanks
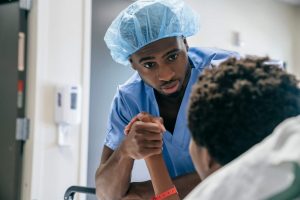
[188,56,300,165]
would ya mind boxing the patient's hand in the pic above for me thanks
[124,113,180,200]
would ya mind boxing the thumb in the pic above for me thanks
[138,112,166,133]
[153,117,166,133]
[124,115,139,135]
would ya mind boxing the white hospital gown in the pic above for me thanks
[185,115,300,200]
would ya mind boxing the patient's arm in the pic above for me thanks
[145,154,180,200]
[129,113,180,199]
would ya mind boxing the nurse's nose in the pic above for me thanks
[157,65,175,81]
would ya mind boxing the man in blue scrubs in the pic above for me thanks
[95,0,237,199]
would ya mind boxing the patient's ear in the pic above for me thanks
[189,139,221,180]
[200,148,221,179]
[206,150,221,178]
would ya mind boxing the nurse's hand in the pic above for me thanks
[120,112,166,160]
[124,112,165,135]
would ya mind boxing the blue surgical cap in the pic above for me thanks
[104,0,200,66]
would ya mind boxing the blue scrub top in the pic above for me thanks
[104,47,238,178]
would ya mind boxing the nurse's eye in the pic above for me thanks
[167,53,178,62]
[143,62,156,69]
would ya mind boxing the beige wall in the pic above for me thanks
[21,0,91,199]
[187,0,298,76]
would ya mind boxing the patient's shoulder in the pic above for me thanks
[185,115,300,200]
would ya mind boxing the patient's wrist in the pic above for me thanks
[151,186,178,200]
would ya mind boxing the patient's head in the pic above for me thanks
[188,56,300,180]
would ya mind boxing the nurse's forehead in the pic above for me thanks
[136,49,181,64]
[132,37,184,59]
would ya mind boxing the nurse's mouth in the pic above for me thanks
[161,81,179,95]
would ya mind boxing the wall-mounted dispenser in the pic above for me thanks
[55,85,81,146]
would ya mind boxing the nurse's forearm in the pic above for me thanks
[125,169,200,199]
[95,145,134,200]
[145,154,180,200]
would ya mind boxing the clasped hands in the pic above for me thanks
[121,112,166,160]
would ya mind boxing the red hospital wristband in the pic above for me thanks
[152,186,178,200]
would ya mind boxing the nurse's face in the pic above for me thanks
[189,139,221,180]
[130,37,189,96]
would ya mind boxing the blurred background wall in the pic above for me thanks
[295,8,300,76]
[88,2,300,200]
[187,0,299,74]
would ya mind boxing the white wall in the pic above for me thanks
[21,0,91,199]
[187,0,299,76]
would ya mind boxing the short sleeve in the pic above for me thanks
[104,88,133,150]
[188,47,240,70]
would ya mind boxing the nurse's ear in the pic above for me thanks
[129,57,137,70]
[183,37,189,52]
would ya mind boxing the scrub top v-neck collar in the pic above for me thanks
[144,64,199,148]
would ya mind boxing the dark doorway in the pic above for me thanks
[0,1,28,199]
